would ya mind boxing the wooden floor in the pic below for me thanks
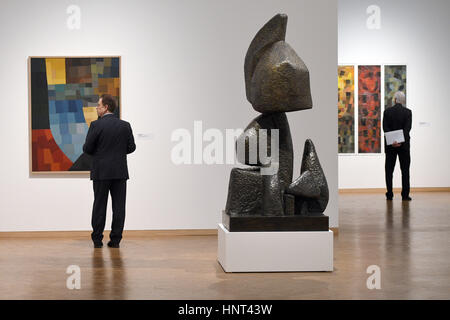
[0,192,449,300]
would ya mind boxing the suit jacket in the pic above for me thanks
[83,113,136,180]
[383,103,412,151]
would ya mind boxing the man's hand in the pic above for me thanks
[392,141,401,148]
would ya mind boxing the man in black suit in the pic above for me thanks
[383,91,412,201]
[83,94,136,248]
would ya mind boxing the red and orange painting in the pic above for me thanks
[358,65,381,153]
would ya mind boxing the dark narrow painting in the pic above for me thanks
[385,65,406,109]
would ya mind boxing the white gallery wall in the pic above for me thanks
[0,0,338,231]
[338,0,450,189]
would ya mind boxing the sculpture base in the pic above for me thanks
[222,210,329,232]
[217,223,333,272]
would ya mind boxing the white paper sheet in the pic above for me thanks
[384,129,405,145]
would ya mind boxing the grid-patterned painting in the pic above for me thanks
[338,66,355,153]
[29,57,121,172]
[358,65,381,153]
[385,65,406,108]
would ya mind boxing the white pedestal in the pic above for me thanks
[217,223,333,272]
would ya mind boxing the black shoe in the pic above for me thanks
[94,242,103,248]
[402,196,412,201]
[107,241,120,248]
[386,196,393,200]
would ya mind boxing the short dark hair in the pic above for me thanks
[100,94,117,112]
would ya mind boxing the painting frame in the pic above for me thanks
[28,55,122,175]
[384,64,407,109]
[337,63,408,156]
[357,64,381,154]
[338,65,356,154]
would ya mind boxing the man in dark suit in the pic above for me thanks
[83,94,136,248]
[383,91,412,201]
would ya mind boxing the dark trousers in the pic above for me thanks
[91,179,127,244]
[385,148,411,198]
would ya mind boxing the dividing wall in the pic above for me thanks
[0,0,338,231]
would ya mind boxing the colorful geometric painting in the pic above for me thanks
[29,57,121,172]
[358,65,381,153]
[338,66,355,153]
[385,65,406,108]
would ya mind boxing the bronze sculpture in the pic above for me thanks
[223,14,329,232]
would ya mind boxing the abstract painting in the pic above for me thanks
[29,57,121,172]
[358,65,381,153]
[385,65,406,108]
[338,66,355,153]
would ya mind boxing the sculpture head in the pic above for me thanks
[244,14,313,113]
